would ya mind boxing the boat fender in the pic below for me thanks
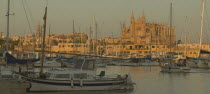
[71,79,74,88]
[80,79,83,87]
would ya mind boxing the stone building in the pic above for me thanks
[122,12,175,45]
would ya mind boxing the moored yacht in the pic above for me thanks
[160,59,191,73]
[22,58,135,92]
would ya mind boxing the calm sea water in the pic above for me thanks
[29,66,210,94]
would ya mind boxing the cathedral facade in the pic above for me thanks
[122,12,176,45]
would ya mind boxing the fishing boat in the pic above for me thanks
[22,58,135,92]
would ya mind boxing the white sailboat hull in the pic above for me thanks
[29,81,133,91]
[25,78,134,92]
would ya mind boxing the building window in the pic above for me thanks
[130,46,132,49]
[152,46,155,48]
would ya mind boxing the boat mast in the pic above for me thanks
[40,7,47,74]
[73,20,75,54]
[6,0,11,51]
[95,18,98,56]
[198,0,205,58]
[89,26,92,55]
[169,2,173,59]
[184,17,188,58]
[150,31,152,59]
[48,24,51,58]
[92,17,96,55]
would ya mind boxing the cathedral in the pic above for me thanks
[122,12,176,45]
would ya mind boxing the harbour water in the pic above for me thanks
[29,66,210,94]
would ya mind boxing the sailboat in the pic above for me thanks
[160,2,191,72]
[0,0,30,93]
[196,0,209,69]
[23,58,134,91]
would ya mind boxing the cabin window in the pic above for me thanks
[55,74,70,78]
[74,73,87,79]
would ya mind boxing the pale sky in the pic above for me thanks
[0,0,210,43]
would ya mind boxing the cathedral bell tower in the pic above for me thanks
[130,11,135,26]
[141,11,146,24]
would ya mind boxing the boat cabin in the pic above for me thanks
[45,59,96,80]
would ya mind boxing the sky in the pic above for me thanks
[0,0,210,43]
